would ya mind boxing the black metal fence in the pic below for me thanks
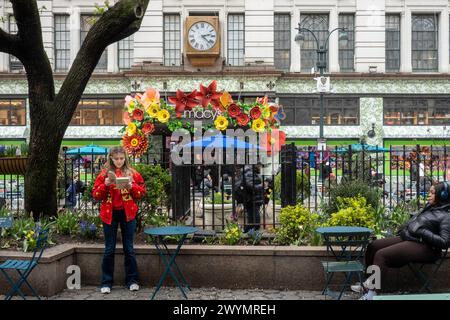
[1,144,449,232]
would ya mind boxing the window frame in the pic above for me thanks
[385,14,401,72]
[0,98,27,126]
[69,96,126,127]
[80,14,108,72]
[274,13,291,71]
[54,14,71,72]
[411,14,439,72]
[227,13,245,67]
[299,13,329,73]
[118,35,134,70]
[338,13,355,72]
[163,14,182,67]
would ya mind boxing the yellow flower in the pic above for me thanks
[262,107,271,119]
[251,118,265,133]
[130,137,139,147]
[127,100,136,113]
[147,103,160,118]
[126,122,137,136]
[157,109,170,123]
[214,116,229,131]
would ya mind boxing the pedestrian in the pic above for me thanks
[235,165,264,233]
[354,181,450,300]
[65,175,77,209]
[92,146,146,294]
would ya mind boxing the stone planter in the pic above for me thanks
[0,157,28,175]
[263,202,281,227]
[196,202,234,230]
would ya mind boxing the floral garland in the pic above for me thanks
[120,80,286,157]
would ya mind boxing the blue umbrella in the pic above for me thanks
[183,135,261,150]
[334,144,389,153]
[66,143,109,155]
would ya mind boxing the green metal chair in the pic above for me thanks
[317,226,373,300]
[0,227,48,300]
[408,247,448,293]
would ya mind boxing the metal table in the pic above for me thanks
[144,226,198,300]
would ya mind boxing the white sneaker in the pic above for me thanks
[359,290,377,300]
[101,287,111,294]
[351,282,363,293]
[129,283,139,291]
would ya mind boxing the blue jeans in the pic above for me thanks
[101,210,139,288]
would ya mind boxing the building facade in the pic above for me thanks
[0,0,449,151]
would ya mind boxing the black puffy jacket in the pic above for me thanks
[234,166,264,205]
[399,203,450,250]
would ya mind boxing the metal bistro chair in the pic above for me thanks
[408,247,449,293]
[0,227,49,300]
[317,226,372,300]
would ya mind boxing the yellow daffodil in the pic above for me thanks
[148,104,160,118]
[126,122,137,136]
[214,116,229,131]
[251,118,266,133]
[127,100,136,113]
[157,109,170,123]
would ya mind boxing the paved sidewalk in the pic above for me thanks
[2,286,361,300]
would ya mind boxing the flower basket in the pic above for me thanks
[0,157,29,175]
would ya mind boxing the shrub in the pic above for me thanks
[133,164,171,231]
[326,196,376,229]
[205,192,232,205]
[274,205,319,245]
[322,179,381,218]
[274,170,311,203]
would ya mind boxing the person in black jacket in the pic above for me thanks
[235,165,264,233]
[356,181,450,300]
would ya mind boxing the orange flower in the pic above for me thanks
[122,133,148,157]
[220,91,233,110]
[141,88,160,109]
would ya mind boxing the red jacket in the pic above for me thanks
[92,168,146,225]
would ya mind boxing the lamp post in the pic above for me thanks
[295,24,348,142]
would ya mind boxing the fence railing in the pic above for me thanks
[1,144,448,232]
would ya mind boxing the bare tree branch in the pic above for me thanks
[55,0,150,130]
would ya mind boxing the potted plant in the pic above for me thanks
[0,143,29,175]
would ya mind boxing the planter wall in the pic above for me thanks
[0,157,28,175]
[1,244,449,297]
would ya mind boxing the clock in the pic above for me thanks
[185,16,221,67]
[188,21,217,51]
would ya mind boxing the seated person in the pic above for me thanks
[356,181,450,300]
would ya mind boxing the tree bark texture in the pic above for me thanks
[1,0,150,218]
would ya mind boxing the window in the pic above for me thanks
[274,14,291,71]
[299,14,329,72]
[8,16,23,71]
[70,98,123,126]
[279,97,359,125]
[0,99,26,126]
[339,14,355,72]
[384,97,450,125]
[118,35,134,70]
[163,14,181,66]
[54,15,70,72]
[412,14,438,72]
[81,15,108,71]
[227,14,245,66]
[385,14,401,72]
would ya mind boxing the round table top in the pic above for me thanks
[144,226,199,236]
[316,226,373,235]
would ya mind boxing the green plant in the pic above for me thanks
[133,164,171,232]
[274,170,311,203]
[205,192,232,205]
[19,143,29,156]
[222,222,242,245]
[5,146,18,157]
[274,205,319,245]
[143,211,169,228]
[326,196,376,229]
[53,210,79,236]
[322,179,381,218]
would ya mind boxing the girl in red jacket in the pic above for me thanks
[92,146,146,294]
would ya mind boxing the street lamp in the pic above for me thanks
[295,24,348,142]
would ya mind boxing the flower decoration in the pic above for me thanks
[196,80,222,110]
[123,133,148,157]
[168,89,199,117]
[120,82,285,157]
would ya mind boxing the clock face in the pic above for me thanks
[188,21,217,51]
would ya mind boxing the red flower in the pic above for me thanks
[132,108,144,121]
[261,129,286,154]
[168,89,199,117]
[228,103,241,118]
[122,133,149,157]
[141,122,155,135]
[196,80,222,109]
[250,106,262,120]
[236,113,250,127]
